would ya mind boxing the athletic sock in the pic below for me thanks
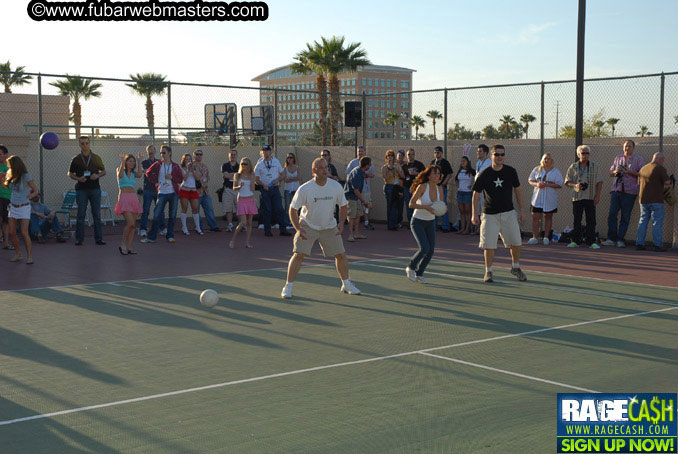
[512,262,520,268]
[486,266,493,273]
[180,213,188,231]
[192,214,201,232]
[342,279,351,286]
[285,281,293,288]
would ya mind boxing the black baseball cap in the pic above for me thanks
[434,146,443,152]
[261,145,272,151]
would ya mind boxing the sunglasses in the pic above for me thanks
[160,151,167,155]
[493,153,505,156]
[321,154,329,157]
[194,153,203,156]
[580,151,590,155]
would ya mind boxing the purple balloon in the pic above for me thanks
[40,132,59,150]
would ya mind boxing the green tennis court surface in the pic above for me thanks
[1,259,676,453]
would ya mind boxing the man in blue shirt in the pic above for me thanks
[30,196,66,243]
[344,156,372,242]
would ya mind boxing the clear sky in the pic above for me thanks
[2,0,677,137]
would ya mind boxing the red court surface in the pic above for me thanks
[2,222,676,292]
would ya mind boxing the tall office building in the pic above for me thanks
[252,64,415,140]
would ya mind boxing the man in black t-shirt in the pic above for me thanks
[471,144,527,283]
[221,149,239,232]
[67,136,106,246]
[402,148,425,224]
[431,146,454,232]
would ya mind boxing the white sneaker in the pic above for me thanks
[416,276,428,284]
[139,229,147,238]
[616,241,625,248]
[182,229,190,236]
[272,224,279,229]
[160,228,167,236]
[527,237,539,245]
[406,266,417,282]
[281,283,293,299]
[258,224,264,229]
[601,239,615,246]
[543,238,550,245]
[340,281,361,295]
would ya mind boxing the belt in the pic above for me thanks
[11,202,29,208]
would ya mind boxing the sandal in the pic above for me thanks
[9,255,24,262]
[3,244,15,250]
[229,240,235,249]
[246,243,254,249]
[118,246,128,255]
[126,249,138,255]
[26,258,34,265]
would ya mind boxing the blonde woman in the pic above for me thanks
[230,157,257,249]
[382,149,405,230]
[3,155,39,263]
[179,153,203,235]
[114,152,143,254]
[527,153,563,245]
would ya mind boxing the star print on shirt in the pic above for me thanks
[493,178,504,187]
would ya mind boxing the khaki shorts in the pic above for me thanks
[479,210,522,249]
[347,199,364,219]
[221,187,237,213]
[293,222,345,258]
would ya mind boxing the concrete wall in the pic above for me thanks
[5,136,677,247]
[0,93,70,136]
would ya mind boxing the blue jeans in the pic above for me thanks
[636,203,665,247]
[75,188,102,243]
[436,186,450,230]
[384,184,399,229]
[198,192,219,230]
[259,187,288,234]
[403,186,413,222]
[148,193,178,240]
[409,217,436,276]
[30,215,64,236]
[140,189,165,231]
[607,191,637,241]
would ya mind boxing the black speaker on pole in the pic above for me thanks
[344,101,362,127]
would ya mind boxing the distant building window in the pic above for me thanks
[386,80,391,88]
[368,79,373,86]
[362,78,367,85]
[402,93,408,99]
[401,81,409,88]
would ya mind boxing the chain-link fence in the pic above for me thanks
[1,70,676,244]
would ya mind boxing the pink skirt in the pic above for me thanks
[115,192,142,215]
[237,197,258,215]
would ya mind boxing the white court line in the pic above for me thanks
[358,263,678,307]
[430,257,678,291]
[1,305,673,427]
[418,352,599,393]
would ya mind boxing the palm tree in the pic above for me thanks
[593,120,605,136]
[519,114,536,139]
[636,126,652,137]
[0,61,33,93]
[292,36,370,146]
[127,73,168,136]
[384,112,400,138]
[409,115,426,140]
[606,118,620,137]
[50,75,103,138]
[291,44,329,145]
[426,110,443,140]
[498,115,516,138]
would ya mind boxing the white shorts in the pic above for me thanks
[479,210,522,249]
[8,203,31,220]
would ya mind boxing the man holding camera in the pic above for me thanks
[564,145,603,249]
[602,140,645,248]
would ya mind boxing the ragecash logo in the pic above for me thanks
[557,393,677,453]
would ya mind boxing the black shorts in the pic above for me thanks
[0,197,9,223]
[531,205,557,214]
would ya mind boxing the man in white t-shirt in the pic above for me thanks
[254,145,291,237]
[281,158,361,299]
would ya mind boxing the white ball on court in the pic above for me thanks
[200,289,219,308]
[431,200,447,217]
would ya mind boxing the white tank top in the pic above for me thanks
[182,168,197,189]
[412,184,438,221]
[237,177,254,197]
[285,167,300,192]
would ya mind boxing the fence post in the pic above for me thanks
[659,73,665,154]
[362,90,366,146]
[444,88,448,159]
[167,82,172,145]
[540,81,545,157]
[38,73,44,202]
[274,88,278,153]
